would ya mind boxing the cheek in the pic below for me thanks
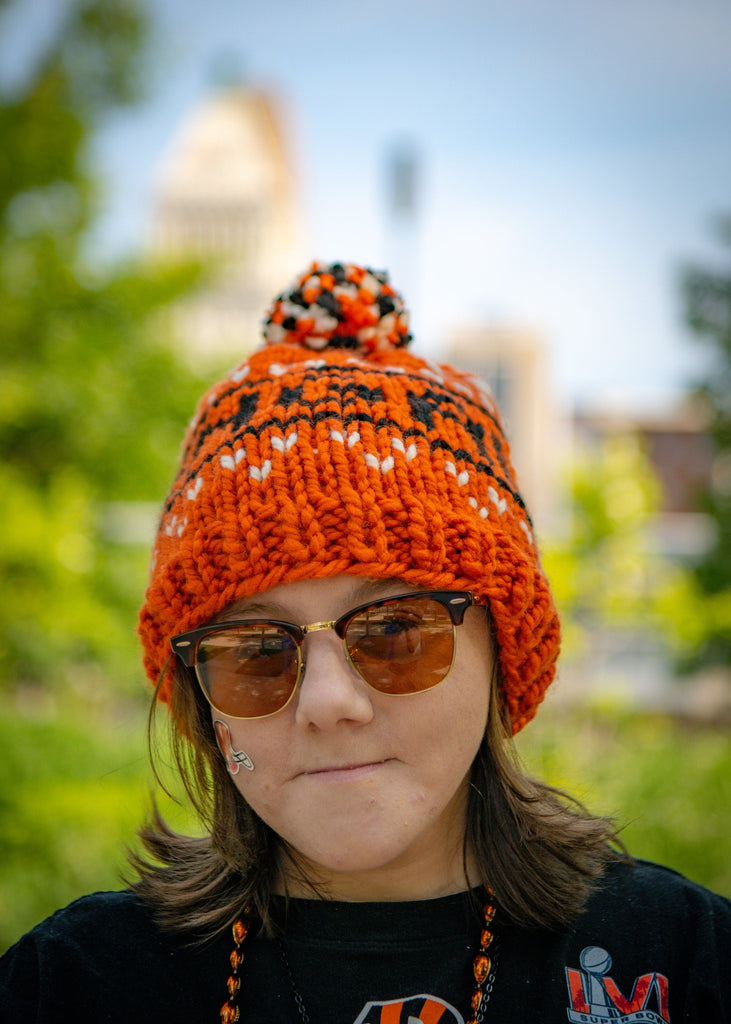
[437,689,489,772]
[389,676,490,791]
[419,667,491,783]
[222,742,302,846]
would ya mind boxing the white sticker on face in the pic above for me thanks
[213,720,254,774]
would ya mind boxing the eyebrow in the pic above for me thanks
[216,577,410,622]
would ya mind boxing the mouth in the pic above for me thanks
[302,759,390,780]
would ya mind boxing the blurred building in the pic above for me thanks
[149,86,302,357]
[445,325,562,531]
[575,400,716,561]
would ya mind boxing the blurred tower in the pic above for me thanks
[150,86,302,357]
[383,141,420,334]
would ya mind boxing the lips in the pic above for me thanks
[301,759,389,778]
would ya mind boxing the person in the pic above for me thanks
[1,261,729,1024]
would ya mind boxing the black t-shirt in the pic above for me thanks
[1,860,729,1023]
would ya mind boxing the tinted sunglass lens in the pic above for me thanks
[345,596,455,694]
[197,625,299,718]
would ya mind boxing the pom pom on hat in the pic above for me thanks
[263,261,411,353]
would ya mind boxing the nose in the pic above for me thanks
[294,630,374,730]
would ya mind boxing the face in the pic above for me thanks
[208,575,493,900]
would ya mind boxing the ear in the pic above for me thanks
[213,720,254,774]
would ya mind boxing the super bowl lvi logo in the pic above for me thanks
[565,946,670,1023]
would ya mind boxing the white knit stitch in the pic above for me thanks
[344,358,405,374]
[264,323,286,345]
[421,369,445,388]
[422,360,447,385]
[488,486,507,515]
[379,312,396,335]
[186,477,203,501]
[249,461,272,482]
[380,456,394,474]
[364,453,379,469]
[270,434,297,453]
[405,443,417,462]
[348,431,360,448]
[450,379,473,398]
[330,430,344,444]
[230,365,250,384]
[445,461,457,476]
[280,299,303,319]
[457,470,470,487]
[469,496,490,520]
[220,448,247,471]
[165,514,187,537]
[360,272,380,294]
[520,520,534,544]
[310,312,339,336]
[391,437,405,453]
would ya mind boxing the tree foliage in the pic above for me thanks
[542,434,665,660]
[545,222,731,677]
[681,218,731,668]
[0,0,212,692]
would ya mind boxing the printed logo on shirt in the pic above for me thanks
[565,945,670,1023]
[352,993,464,1024]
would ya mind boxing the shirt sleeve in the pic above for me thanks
[0,929,42,1023]
[683,874,731,1021]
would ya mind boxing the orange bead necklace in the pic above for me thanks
[219,890,497,1023]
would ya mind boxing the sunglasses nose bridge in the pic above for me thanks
[297,618,357,687]
[298,619,348,674]
[301,619,337,636]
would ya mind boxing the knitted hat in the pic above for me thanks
[139,261,560,733]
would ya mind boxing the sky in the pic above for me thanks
[3,0,731,410]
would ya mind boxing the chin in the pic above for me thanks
[291,835,406,876]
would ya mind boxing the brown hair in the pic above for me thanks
[130,655,624,940]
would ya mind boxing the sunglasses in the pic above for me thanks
[170,590,474,720]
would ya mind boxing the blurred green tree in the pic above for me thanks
[680,219,731,669]
[542,433,666,660]
[0,0,211,694]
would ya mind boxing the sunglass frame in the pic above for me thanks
[170,589,474,719]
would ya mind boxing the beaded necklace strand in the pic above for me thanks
[219,891,497,1023]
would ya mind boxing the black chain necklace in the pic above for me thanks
[219,891,498,1024]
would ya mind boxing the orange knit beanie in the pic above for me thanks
[139,261,560,732]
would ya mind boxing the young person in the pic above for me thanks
[1,262,729,1023]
